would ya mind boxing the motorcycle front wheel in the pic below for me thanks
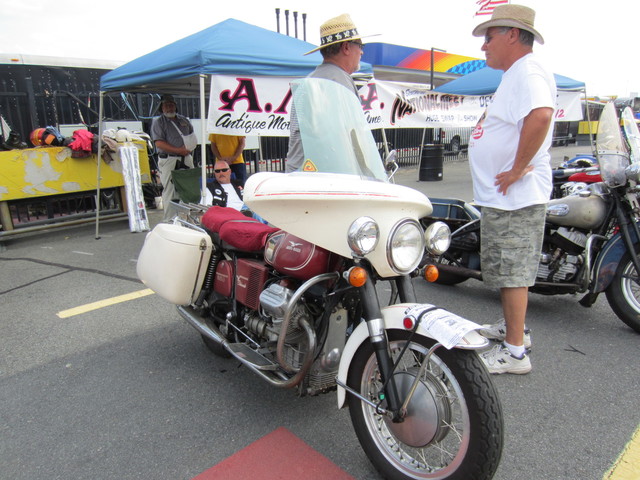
[347,330,503,480]
[605,248,640,333]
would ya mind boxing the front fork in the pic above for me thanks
[358,275,417,422]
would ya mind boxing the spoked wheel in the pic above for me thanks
[347,330,503,480]
[605,248,640,333]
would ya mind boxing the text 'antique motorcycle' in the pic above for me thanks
[423,103,640,334]
[137,79,504,480]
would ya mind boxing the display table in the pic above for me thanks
[0,142,151,231]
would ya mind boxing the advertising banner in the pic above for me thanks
[206,75,583,136]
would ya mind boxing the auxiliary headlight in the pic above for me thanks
[387,219,425,274]
[348,216,379,256]
[424,221,451,255]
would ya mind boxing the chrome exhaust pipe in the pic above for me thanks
[176,305,315,389]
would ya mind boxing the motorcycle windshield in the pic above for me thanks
[622,106,640,164]
[292,78,387,181]
[596,102,629,187]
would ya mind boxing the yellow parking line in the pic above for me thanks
[604,424,640,480]
[56,288,155,319]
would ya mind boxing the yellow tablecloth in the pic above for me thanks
[0,142,151,202]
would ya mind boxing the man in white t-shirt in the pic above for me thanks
[468,5,556,374]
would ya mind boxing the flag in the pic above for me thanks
[475,0,509,16]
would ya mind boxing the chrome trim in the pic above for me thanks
[277,272,341,372]
[177,305,316,388]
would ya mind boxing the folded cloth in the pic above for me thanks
[69,130,94,152]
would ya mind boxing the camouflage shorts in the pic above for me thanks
[480,204,546,288]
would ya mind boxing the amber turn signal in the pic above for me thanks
[347,267,368,287]
[424,264,439,283]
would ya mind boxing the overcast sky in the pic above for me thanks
[0,0,637,98]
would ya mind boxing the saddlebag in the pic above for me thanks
[136,223,213,305]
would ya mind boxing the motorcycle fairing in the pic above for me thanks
[336,303,488,409]
[244,78,433,278]
[244,171,432,278]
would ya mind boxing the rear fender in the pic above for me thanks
[336,303,487,408]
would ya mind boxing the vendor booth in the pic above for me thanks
[0,141,150,234]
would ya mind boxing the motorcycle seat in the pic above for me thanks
[201,206,278,252]
[219,220,279,252]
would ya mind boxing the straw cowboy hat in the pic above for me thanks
[305,13,377,55]
[472,4,544,44]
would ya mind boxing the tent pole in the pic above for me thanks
[95,91,105,239]
[199,74,207,200]
[583,87,596,154]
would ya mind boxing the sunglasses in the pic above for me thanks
[214,168,230,173]
[350,41,364,51]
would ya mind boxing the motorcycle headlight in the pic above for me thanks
[387,219,425,274]
[348,216,379,256]
[424,221,451,255]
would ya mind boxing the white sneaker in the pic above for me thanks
[480,344,532,375]
[478,318,532,349]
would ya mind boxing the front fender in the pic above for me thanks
[336,303,488,409]
[592,227,640,293]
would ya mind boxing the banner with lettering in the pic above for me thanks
[206,75,583,136]
[365,80,486,129]
[207,75,295,136]
[368,80,583,128]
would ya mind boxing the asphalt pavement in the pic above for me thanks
[1,144,638,480]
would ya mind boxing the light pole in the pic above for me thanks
[430,47,447,90]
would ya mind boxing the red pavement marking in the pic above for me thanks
[192,427,355,480]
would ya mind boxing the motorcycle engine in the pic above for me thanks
[244,283,307,363]
[537,227,587,282]
[244,282,344,396]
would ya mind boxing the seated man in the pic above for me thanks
[207,160,244,209]
[206,160,266,223]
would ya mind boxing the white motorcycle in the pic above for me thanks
[137,78,503,480]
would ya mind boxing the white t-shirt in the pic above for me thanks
[221,183,244,211]
[469,53,557,210]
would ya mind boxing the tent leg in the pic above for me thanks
[95,92,105,239]
[199,74,207,201]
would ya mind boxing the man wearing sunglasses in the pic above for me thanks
[206,160,245,210]
[206,160,267,223]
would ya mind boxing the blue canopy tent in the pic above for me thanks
[95,18,372,235]
[434,66,585,95]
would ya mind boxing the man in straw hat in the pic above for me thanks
[468,4,557,374]
[285,13,370,172]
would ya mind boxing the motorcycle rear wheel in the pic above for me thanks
[605,248,640,333]
[347,330,503,480]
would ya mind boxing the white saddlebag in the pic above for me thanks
[136,223,213,305]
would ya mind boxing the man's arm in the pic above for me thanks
[231,137,246,162]
[495,106,554,195]
[155,139,190,157]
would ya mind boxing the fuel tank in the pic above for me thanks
[546,192,608,230]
